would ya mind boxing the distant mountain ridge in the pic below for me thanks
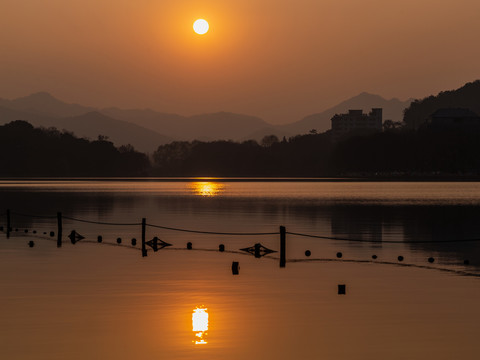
[101,108,271,142]
[0,102,172,153]
[0,91,413,151]
[0,92,95,118]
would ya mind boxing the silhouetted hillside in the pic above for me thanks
[48,111,172,153]
[0,105,172,153]
[281,92,412,134]
[0,105,50,124]
[0,121,149,177]
[404,80,480,129]
[0,92,94,118]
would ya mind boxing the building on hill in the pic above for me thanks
[331,108,382,140]
[426,108,480,129]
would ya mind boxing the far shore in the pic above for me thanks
[1,175,480,182]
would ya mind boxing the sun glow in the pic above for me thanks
[191,182,225,197]
[192,307,209,345]
[193,19,209,35]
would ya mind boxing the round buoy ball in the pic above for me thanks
[428,257,435,263]
[372,255,377,260]
[305,250,311,257]
[28,240,34,248]
[97,235,103,243]
[33,230,37,234]
[24,229,28,233]
[398,255,404,262]
[464,259,470,265]
[131,238,137,246]
[187,242,193,250]
[116,238,122,244]
[43,232,47,235]
[219,244,225,252]
[336,252,343,258]
[49,231,55,237]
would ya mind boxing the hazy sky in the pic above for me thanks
[1,0,479,124]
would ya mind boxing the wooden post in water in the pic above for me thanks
[280,226,286,268]
[254,243,261,258]
[141,218,147,257]
[6,209,10,238]
[57,212,62,248]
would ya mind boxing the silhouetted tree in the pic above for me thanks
[261,134,279,147]
[383,120,404,131]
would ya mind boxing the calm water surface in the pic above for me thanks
[0,180,479,360]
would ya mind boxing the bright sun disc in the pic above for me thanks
[193,19,209,35]
[192,307,209,345]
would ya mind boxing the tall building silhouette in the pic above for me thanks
[331,108,382,140]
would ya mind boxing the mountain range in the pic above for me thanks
[0,92,412,152]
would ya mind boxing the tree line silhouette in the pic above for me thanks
[0,121,149,176]
[151,126,480,177]
[3,113,480,178]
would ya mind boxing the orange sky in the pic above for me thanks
[1,0,479,124]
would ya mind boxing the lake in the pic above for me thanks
[0,180,479,360]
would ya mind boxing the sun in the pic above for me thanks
[192,307,209,345]
[193,19,209,35]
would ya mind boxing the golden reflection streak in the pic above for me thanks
[190,182,225,197]
[192,307,209,345]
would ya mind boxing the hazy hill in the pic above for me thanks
[0,105,171,153]
[43,112,172,153]
[101,108,273,141]
[403,80,480,129]
[281,92,412,134]
[1,91,414,147]
[0,92,94,118]
[0,105,51,125]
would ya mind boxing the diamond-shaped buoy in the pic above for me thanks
[68,230,85,244]
[145,236,172,252]
[240,243,276,258]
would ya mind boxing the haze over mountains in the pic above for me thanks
[0,92,412,152]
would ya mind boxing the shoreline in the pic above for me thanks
[1,175,480,182]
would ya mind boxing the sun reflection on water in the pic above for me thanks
[190,182,225,197]
[192,307,209,345]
